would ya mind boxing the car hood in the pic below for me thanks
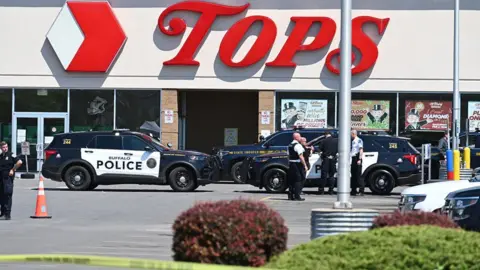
[402,180,477,196]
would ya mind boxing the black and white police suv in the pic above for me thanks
[41,130,219,192]
[241,133,423,195]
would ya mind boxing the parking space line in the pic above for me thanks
[260,196,272,201]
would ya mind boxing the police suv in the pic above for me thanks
[212,128,338,183]
[240,133,423,195]
[41,130,219,192]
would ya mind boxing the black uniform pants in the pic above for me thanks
[320,157,337,190]
[0,176,13,216]
[351,156,364,192]
[287,162,304,198]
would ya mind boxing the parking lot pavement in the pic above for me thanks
[0,178,405,269]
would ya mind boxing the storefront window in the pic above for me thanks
[70,90,114,132]
[399,93,452,145]
[461,93,480,133]
[14,89,67,112]
[351,93,397,135]
[0,89,12,145]
[115,90,160,133]
[275,92,336,130]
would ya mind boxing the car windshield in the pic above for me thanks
[148,135,169,150]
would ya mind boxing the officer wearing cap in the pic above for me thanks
[0,141,22,220]
[287,133,307,201]
[318,131,338,195]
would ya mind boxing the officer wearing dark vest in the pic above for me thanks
[287,133,307,201]
[0,141,22,220]
[318,132,338,195]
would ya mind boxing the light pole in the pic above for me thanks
[334,0,353,209]
[452,0,460,151]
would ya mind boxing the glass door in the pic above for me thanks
[12,112,68,172]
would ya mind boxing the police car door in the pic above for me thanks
[122,135,160,177]
[306,152,322,179]
[360,137,379,175]
[82,135,126,176]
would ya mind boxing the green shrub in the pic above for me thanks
[172,199,288,267]
[372,210,459,229]
[265,225,480,270]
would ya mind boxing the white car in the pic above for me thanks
[398,177,480,213]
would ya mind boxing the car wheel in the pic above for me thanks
[230,161,245,184]
[168,167,197,192]
[87,183,98,190]
[367,169,395,195]
[64,166,92,191]
[263,168,288,193]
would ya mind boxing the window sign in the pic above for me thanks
[405,101,452,131]
[280,99,327,129]
[351,100,390,130]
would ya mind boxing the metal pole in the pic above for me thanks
[421,145,425,184]
[452,0,460,151]
[466,118,469,146]
[334,0,352,209]
[334,91,338,128]
[396,92,399,137]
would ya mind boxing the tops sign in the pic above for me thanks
[158,1,390,75]
[48,0,390,74]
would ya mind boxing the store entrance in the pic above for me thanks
[12,112,68,172]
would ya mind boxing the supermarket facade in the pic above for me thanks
[1,0,480,172]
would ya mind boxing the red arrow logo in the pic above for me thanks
[47,1,127,73]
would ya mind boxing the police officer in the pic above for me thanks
[287,133,307,201]
[350,130,364,196]
[318,132,338,195]
[0,141,22,220]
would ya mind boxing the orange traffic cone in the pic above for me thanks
[30,175,52,219]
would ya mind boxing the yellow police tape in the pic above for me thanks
[0,254,274,269]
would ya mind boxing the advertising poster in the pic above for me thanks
[405,101,452,131]
[468,101,480,131]
[280,99,328,129]
[351,100,390,130]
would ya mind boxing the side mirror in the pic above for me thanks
[167,142,173,148]
[145,146,153,151]
[259,135,265,142]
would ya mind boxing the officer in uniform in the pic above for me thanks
[318,132,338,195]
[287,133,307,201]
[350,130,364,196]
[0,141,22,220]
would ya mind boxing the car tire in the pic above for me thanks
[64,166,92,191]
[367,169,395,195]
[230,161,245,184]
[168,167,197,192]
[263,168,288,193]
[87,183,98,190]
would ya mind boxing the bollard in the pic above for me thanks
[464,147,471,169]
[310,208,379,240]
[446,149,454,180]
[454,150,460,181]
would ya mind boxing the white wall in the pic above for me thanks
[0,0,480,92]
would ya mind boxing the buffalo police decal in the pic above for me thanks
[146,158,157,168]
[97,156,142,170]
